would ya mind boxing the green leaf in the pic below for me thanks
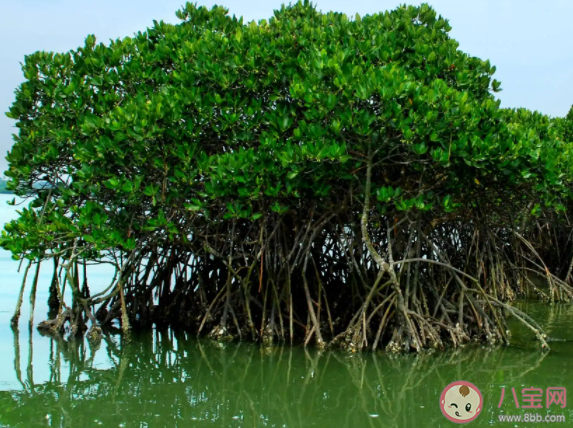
[121,181,134,192]
[124,237,136,250]
[413,143,428,155]
[83,235,95,243]
[104,178,119,190]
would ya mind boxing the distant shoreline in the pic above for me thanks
[0,179,54,194]
[0,179,12,195]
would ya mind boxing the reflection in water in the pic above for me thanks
[515,301,573,336]
[11,325,24,390]
[1,318,570,428]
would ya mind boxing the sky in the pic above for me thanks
[1,0,572,174]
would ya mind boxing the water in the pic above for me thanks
[1,194,573,427]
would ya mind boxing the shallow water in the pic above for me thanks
[1,195,573,427]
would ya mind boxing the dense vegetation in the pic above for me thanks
[3,1,573,352]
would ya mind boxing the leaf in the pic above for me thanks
[124,237,136,250]
[103,178,119,190]
[86,34,96,47]
[185,203,201,211]
[144,185,158,197]
[413,143,428,155]
[121,181,134,192]
[83,235,95,243]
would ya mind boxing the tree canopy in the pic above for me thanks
[3,1,573,352]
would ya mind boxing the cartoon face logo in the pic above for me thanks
[440,381,483,424]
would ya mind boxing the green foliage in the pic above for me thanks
[557,105,573,144]
[2,1,573,260]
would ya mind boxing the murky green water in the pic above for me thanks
[0,307,573,428]
[1,195,573,427]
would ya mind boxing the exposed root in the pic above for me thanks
[37,308,72,335]
[86,325,103,345]
[208,325,234,342]
[18,161,573,353]
[11,260,32,327]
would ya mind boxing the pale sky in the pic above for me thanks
[1,0,572,174]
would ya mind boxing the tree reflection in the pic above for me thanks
[0,327,563,428]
